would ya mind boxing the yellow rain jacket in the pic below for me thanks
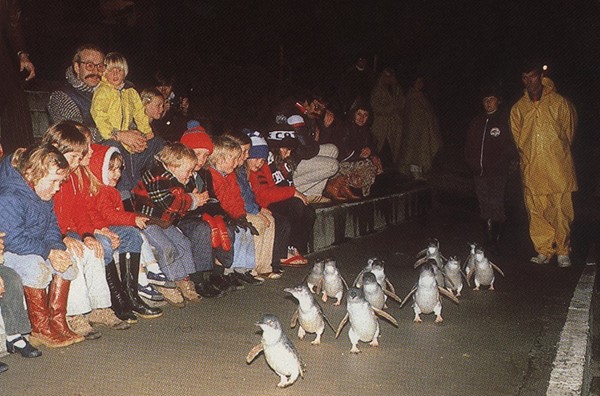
[90,78,152,150]
[510,77,577,195]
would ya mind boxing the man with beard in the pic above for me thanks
[47,44,105,143]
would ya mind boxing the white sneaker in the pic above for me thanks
[530,254,549,264]
[557,255,572,268]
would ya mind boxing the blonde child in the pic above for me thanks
[90,52,164,207]
[132,142,201,306]
[206,136,264,285]
[0,144,81,348]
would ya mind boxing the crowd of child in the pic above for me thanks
[0,49,389,371]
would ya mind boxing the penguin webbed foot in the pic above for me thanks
[413,314,423,323]
[435,315,443,323]
[322,293,328,303]
[350,345,361,353]
[369,338,379,348]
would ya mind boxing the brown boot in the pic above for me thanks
[23,286,74,348]
[175,278,202,302]
[324,176,348,202]
[88,308,131,330]
[155,285,186,308]
[48,276,85,344]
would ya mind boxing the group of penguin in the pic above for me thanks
[246,239,505,388]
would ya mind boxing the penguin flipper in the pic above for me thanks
[322,311,336,333]
[290,309,299,328]
[383,288,402,304]
[467,268,474,283]
[490,262,505,277]
[316,278,323,295]
[353,270,365,287]
[460,269,471,287]
[438,286,460,304]
[414,257,427,268]
[385,278,396,294]
[401,287,418,308]
[246,344,264,363]
[341,275,349,290]
[416,248,427,258]
[372,307,399,327]
[335,313,349,338]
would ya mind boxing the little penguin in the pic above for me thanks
[444,256,467,297]
[305,259,324,294]
[361,271,402,310]
[463,242,477,275]
[467,247,505,291]
[246,314,305,388]
[414,238,446,269]
[401,262,460,323]
[284,284,334,345]
[320,258,347,306]
[353,257,396,294]
[335,287,399,353]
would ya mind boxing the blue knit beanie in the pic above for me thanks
[244,129,269,159]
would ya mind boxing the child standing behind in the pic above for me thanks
[132,143,201,306]
[90,52,164,207]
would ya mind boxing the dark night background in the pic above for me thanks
[17,0,600,193]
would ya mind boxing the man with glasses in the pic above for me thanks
[47,44,106,142]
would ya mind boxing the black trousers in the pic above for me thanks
[269,197,316,255]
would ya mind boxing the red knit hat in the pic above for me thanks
[180,126,213,154]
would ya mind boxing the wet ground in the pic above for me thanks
[0,198,587,395]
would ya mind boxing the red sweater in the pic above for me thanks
[53,170,97,237]
[248,163,295,208]
[208,167,246,220]
[89,185,138,229]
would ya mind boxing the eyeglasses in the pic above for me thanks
[78,61,106,72]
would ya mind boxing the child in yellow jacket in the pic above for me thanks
[90,52,152,152]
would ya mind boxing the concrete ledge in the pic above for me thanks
[309,184,431,252]
[547,264,596,396]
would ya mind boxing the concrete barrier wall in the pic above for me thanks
[310,186,431,252]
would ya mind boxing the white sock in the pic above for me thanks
[138,266,149,287]
[146,263,161,274]
[224,268,234,275]
[7,334,26,348]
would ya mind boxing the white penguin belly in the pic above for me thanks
[415,288,440,314]
[348,306,378,341]
[298,308,324,333]
[264,343,299,376]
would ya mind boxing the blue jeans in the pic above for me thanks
[141,225,195,281]
[95,226,143,265]
[178,217,235,271]
[3,252,77,289]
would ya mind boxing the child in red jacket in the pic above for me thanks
[206,136,264,284]
[88,144,163,321]
[247,133,315,264]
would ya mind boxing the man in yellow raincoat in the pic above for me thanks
[510,61,577,267]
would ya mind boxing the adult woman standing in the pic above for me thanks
[369,67,404,170]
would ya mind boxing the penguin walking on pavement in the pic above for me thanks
[284,284,335,345]
[444,256,469,297]
[335,287,399,353]
[353,257,397,294]
[305,258,324,294]
[320,259,347,306]
[467,246,505,291]
[402,260,460,323]
[361,271,402,310]
[246,314,305,388]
